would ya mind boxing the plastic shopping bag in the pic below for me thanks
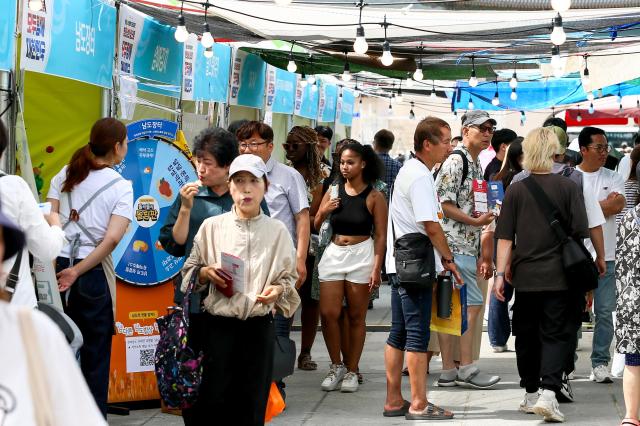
[430,284,468,336]
[264,382,285,423]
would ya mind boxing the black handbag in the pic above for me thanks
[272,335,296,381]
[391,217,436,290]
[523,177,599,293]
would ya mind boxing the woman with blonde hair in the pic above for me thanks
[493,127,589,423]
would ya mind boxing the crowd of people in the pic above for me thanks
[0,110,639,426]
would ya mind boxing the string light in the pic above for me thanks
[551,0,571,13]
[576,105,583,122]
[589,102,595,114]
[388,97,393,115]
[582,55,590,87]
[353,0,368,54]
[201,4,214,48]
[204,46,213,58]
[396,81,404,103]
[413,43,424,81]
[380,16,394,67]
[616,86,622,103]
[409,102,415,120]
[28,0,42,11]
[551,45,562,71]
[491,81,499,106]
[300,72,308,88]
[637,98,639,109]
[511,88,518,101]
[550,14,566,46]
[619,103,623,112]
[287,42,297,73]
[520,110,526,123]
[430,80,436,99]
[311,80,318,93]
[468,98,475,110]
[341,53,352,82]
[587,91,595,101]
[468,55,478,87]
[509,63,518,89]
[174,2,189,43]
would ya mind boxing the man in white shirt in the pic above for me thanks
[383,117,462,421]
[578,127,626,384]
[616,134,640,180]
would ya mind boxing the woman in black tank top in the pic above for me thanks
[314,142,388,392]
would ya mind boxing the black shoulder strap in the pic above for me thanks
[433,151,468,188]
[522,176,570,243]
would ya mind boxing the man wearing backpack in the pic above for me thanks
[435,111,500,389]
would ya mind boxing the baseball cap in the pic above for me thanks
[492,129,523,147]
[550,126,568,155]
[229,154,267,179]
[0,208,25,261]
[461,110,497,128]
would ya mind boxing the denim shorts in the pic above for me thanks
[386,274,433,353]
[456,254,484,306]
[626,353,640,366]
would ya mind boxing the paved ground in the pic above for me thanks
[108,286,625,426]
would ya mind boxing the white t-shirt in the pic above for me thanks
[579,166,625,261]
[0,174,65,308]
[385,158,444,273]
[617,153,631,181]
[0,302,106,425]
[47,166,133,259]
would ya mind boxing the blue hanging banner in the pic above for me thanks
[318,82,338,123]
[20,0,116,88]
[0,0,16,72]
[230,50,266,109]
[182,39,231,103]
[266,65,296,114]
[294,78,319,119]
[118,5,183,95]
[339,89,355,126]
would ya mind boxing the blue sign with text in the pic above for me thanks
[0,0,16,71]
[133,14,183,88]
[321,83,338,123]
[340,89,355,126]
[271,69,296,114]
[193,43,231,102]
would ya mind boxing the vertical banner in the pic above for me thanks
[294,77,319,119]
[317,81,338,123]
[118,5,183,95]
[0,0,17,71]
[182,40,231,103]
[265,65,296,115]
[229,50,266,109]
[339,89,355,126]
[20,0,116,87]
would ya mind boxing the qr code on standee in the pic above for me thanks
[140,349,155,367]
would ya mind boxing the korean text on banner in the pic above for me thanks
[294,76,319,120]
[317,82,338,123]
[20,0,116,88]
[0,0,17,71]
[118,5,183,95]
[266,65,296,115]
[230,50,266,109]
[182,39,231,103]
[340,89,355,126]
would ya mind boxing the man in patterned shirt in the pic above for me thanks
[374,129,402,194]
[435,110,500,390]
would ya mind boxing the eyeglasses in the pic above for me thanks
[471,125,496,134]
[588,144,611,153]
[239,141,268,150]
[283,142,304,150]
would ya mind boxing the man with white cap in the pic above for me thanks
[435,110,500,389]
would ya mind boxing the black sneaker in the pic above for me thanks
[557,373,574,403]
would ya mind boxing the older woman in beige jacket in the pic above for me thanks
[180,154,300,426]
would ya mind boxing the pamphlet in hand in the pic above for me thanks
[487,181,505,216]
[472,179,488,215]
[221,252,245,295]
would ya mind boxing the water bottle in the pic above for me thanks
[437,272,453,319]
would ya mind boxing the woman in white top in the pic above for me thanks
[47,117,133,418]
[0,121,65,308]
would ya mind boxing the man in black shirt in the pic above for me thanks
[484,129,522,181]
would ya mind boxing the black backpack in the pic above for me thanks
[433,150,469,207]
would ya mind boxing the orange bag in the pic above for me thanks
[264,381,285,423]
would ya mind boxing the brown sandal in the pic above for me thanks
[621,419,640,426]
[297,353,317,370]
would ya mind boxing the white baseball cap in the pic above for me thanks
[229,154,267,179]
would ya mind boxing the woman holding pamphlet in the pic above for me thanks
[180,154,300,426]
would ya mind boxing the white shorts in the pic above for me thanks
[318,238,374,284]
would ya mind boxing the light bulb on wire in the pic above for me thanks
[520,110,526,124]
[174,12,189,43]
[287,51,297,73]
[341,54,352,82]
[409,102,415,120]
[204,46,213,58]
[353,27,368,55]
[300,73,308,88]
[551,45,562,70]
[396,88,404,104]
[468,56,478,87]
[550,14,566,46]
[551,0,571,13]
[582,55,590,87]
[509,69,518,89]
[577,110,583,122]
[306,74,316,85]
[510,88,518,101]
[492,91,500,106]
[311,82,318,93]
[201,6,214,48]
[28,0,42,11]
[413,67,423,82]
[381,41,394,67]
[589,102,595,114]
[468,98,475,110]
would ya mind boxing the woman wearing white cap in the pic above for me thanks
[180,154,300,426]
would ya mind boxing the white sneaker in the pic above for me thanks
[532,389,565,422]
[519,391,539,414]
[590,365,613,383]
[321,363,347,391]
[492,344,508,353]
[340,371,359,393]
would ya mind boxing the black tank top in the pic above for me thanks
[330,183,374,237]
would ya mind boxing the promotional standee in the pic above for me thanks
[108,119,197,403]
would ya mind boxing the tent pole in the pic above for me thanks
[0,71,16,174]
[102,88,113,118]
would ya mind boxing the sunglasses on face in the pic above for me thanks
[471,125,496,134]
[283,142,305,150]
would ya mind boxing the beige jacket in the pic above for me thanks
[181,209,300,320]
